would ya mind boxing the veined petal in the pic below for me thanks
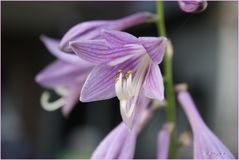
[178,91,235,159]
[157,123,174,159]
[139,37,167,64]
[61,83,83,117]
[101,30,138,48]
[91,123,137,159]
[70,40,145,65]
[40,35,92,66]
[60,21,108,52]
[80,56,141,102]
[60,12,156,52]
[35,60,90,88]
[143,63,164,101]
[177,0,208,13]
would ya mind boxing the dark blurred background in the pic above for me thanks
[1,1,237,159]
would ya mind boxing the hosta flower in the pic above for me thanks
[177,0,208,13]
[60,12,156,52]
[157,123,174,159]
[70,30,167,128]
[177,88,235,159]
[91,97,152,159]
[36,12,156,116]
[36,36,93,116]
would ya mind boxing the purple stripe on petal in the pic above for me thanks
[60,21,108,52]
[35,60,89,88]
[101,30,138,48]
[178,91,235,159]
[70,40,144,65]
[91,123,137,159]
[80,56,141,102]
[40,35,92,66]
[139,37,167,64]
[143,63,164,101]
[60,12,156,52]
[91,123,123,159]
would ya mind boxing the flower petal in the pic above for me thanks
[91,123,136,159]
[80,56,141,102]
[157,123,173,159]
[36,60,90,88]
[138,37,167,64]
[101,30,138,48]
[177,0,208,13]
[40,35,93,66]
[60,12,156,52]
[143,63,164,101]
[178,91,235,159]
[60,21,108,52]
[70,40,144,65]
[91,123,124,159]
[61,83,83,117]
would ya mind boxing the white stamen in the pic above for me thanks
[55,86,69,96]
[40,91,65,111]
[115,54,151,128]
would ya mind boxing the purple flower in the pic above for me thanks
[91,97,152,159]
[177,0,208,13]
[36,36,93,116]
[59,12,156,52]
[177,89,235,159]
[157,123,174,159]
[70,30,167,128]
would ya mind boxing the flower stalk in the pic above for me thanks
[156,1,177,158]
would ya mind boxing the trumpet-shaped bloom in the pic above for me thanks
[91,97,152,159]
[36,36,93,116]
[177,0,208,13]
[178,90,235,159]
[91,123,137,159]
[157,123,174,159]
[59,12,156,52]
[70,30,166,128]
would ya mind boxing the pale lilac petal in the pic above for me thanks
[138,37,167,64]
[40,35,92,66]
[91,123,123,159]
[91,123,137,159]
[35,60,90,88]
[157,123,171,159]
[59,21,108,52]
[60,12,156,52]
[80,57,141,102]
[177,0,208,13]
[61,83,83,117]
[143,63,164,101]
[70,40,144,65]
[117,129,137,158]
[80,65,116,102]
[178,91,235,159]
[101,30,138,48]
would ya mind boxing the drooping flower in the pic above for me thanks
[177,0,208,13]
[36,12,156,116]
[70,30,167,128]
[36,36,93,116]
[177,86,235,159]
[59,12,157,52]
[91,97,152,159]
[157,123,174,159]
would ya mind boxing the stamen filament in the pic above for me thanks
[40,91,65,111]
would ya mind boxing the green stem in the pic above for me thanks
[156,1,177,158]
